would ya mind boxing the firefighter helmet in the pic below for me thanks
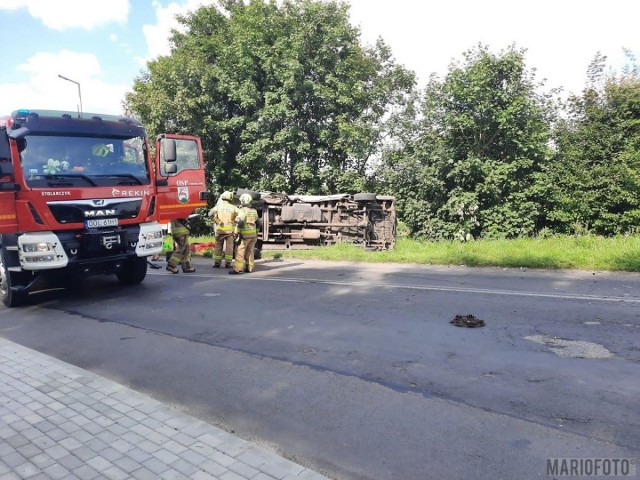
[221,191,233,202]
[239,193,253,205]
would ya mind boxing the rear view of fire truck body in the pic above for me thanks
[0,109,206,307]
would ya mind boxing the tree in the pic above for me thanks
[378,44,555,240]
[548,51,640,235]
[124,0,414,196]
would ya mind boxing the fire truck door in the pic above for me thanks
[0,132,18,233]
[155,134,207,222]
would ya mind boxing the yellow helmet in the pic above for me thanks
[239,193,253,205]
[220,191,233,202]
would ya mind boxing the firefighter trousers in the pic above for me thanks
[233,236,257,273]
[168,234,192,269]
[214,232,234,266]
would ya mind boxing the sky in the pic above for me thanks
[0,0,638,117]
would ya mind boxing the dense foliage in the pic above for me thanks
[546,53,640,235]
[125,0,414,196]
[378,45,555,240]
[124,0,640,240]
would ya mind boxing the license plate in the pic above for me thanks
[85,218,118,228]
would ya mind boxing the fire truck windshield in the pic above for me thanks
[21,134,150,187]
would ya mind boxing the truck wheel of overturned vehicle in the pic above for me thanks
[0,250,24,308]
[236,188,261,201]
[354,193,377,203]
[116,257,148,285]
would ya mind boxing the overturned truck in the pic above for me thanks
[244,191,396,251]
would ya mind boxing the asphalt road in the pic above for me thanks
[1,257,638,479]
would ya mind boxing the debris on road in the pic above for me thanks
[450,314,486,328]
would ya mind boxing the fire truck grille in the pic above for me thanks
[47,199,142,224]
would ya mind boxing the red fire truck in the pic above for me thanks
[0,109,207,307]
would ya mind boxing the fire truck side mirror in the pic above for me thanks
[0,133,13,182]
[163,139,177,163]
[159,138,177,176]
[16,138,27,153]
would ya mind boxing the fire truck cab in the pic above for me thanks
[0,109,206,307]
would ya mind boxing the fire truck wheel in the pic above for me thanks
[116,257,148,285]
[62,272,84,292]
[0,251,25,307]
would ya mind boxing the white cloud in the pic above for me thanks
[0,0,129,30]
[0,51,128,115]
[347,0,640,96]
[18,51,102,78]
[2,0,636,118]
[0,0,22,8]
[140,0,215,63]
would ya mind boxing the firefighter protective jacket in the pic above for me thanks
[170,218,190,237]
[210,200,238,234]
[237,206,258,238]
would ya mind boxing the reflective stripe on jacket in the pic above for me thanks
[170,218,189,237]
[211,201,238,233]
[237,207,258,237]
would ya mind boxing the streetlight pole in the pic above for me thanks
[58,74,83,117]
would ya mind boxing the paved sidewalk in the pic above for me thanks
[0,338,330,480]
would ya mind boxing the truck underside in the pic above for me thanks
[251,192,396,251]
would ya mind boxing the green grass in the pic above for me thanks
[185,234,640,272]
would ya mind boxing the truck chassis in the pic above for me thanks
[252,192,396,251]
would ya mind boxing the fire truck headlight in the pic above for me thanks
[24,254,56,263]
[145,230,163,240]
[22,242,52,253]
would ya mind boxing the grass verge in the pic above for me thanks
[187,235,640,272]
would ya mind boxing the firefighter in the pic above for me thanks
[208,191,239,268]
[166,218,196,273]
[229,193,259,275]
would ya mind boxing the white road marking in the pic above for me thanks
[245,276,640,304]
[149,271,640,303]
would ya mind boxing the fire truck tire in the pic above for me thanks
[116,257,148,285]
[63,272,84,292]
[0,252,25,308]
[354,193,377,202]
